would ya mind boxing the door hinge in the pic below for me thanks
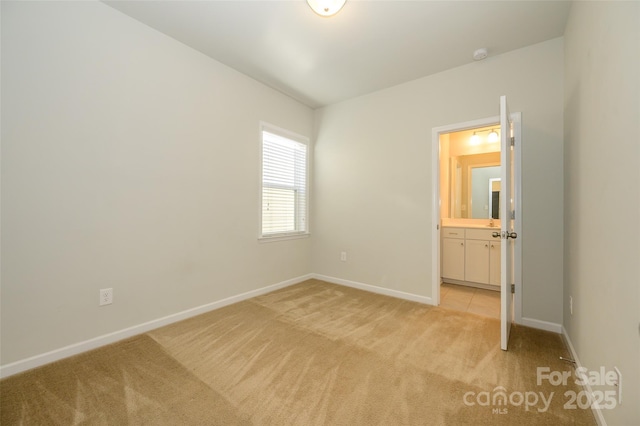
[437,224,440,230]
[511,284,515,293]
[510,136,515,146]
[511,210,515,220]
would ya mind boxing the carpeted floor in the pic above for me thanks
[0,279,595,425]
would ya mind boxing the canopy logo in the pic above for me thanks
[463,386,553,414]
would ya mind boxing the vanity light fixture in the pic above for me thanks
[307,0,347,17]
[469,128,500,145]
[488,129,499,143]
[470,132,481,145]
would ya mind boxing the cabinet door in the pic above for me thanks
[465,239,490,284]
[489,241,501,287]
[442,238,465,281]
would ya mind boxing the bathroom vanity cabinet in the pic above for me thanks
[441,227,501,289]
[441,229,465,281]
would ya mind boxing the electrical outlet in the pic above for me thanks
[99,288,113,306]
[340,251,347,262]
[569,296,573,315]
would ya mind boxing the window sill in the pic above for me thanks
[258,232,310,243]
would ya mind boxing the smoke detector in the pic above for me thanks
[473,48,488,61]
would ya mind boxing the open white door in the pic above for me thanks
[500,95,516,351]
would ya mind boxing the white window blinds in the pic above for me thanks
[261,127,308,238]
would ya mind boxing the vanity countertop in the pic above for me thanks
[443,224,500,229]
[441,221,501,229]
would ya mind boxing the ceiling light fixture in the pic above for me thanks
[307,0,346,17]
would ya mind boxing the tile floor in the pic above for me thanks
[440,282,500,319]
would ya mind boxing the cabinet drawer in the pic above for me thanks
[442,227,465,239]
[465,228,499,240]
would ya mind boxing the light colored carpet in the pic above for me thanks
[1,279,595,425]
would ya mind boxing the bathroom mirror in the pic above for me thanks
[449,152,501,219]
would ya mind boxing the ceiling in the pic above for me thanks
[104,1,572,109]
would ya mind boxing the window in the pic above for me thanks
[260,123,309,239]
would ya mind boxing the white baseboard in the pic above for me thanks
[312,274,434,305]
[0,274,313,379]
[561,326,607,426]
[520,317,562,333]
[0,273,572,381]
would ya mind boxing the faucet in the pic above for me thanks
[489,218,495,227]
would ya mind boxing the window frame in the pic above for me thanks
[258,122,310,242]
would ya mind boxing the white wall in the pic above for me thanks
[1,1,313,365]
[312,38,565,325]
[564,2,640,424]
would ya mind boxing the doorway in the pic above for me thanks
[430,113,522,331]
[437,123,502,319]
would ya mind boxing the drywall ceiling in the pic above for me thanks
[104,1,571,108]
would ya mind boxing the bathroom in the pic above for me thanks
[438,125,502,318]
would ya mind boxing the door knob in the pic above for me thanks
[492,232,501,238]
[507,232,518,239]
